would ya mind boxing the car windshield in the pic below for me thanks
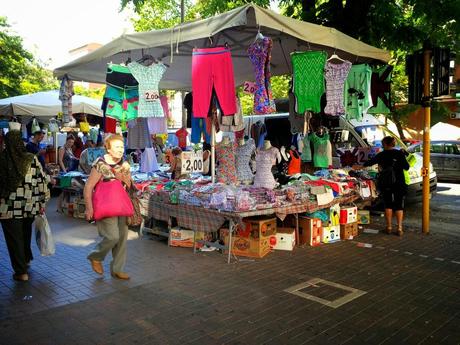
[354,125,407,150]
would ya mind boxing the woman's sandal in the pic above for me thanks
[396,227,404,236]
[385,227,393,234]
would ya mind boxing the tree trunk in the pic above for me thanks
[394,120,406,141]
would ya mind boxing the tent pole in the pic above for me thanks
[55,131,58,164]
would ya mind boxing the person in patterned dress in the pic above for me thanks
[0,130,50,281]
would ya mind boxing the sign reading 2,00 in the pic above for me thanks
[144,91,159,102]
[181,150,203,174]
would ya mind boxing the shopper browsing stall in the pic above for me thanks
[353,136,409,236]
[58,134,78,172]
[26,129,46,169]
[84,134,133,280]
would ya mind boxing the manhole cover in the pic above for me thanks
[284,278,367,309]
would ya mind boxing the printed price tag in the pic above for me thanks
[144,90,159,102]
[181,150,203,175]
[243,81,256,94]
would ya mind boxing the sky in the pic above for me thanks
[2,0,134,69]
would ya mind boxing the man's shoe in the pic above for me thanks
[89,260,104,275]
[111,272,130,280]
[13,274,29,282]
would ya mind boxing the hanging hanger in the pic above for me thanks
[327,49,345,62]
[253,25,265,43]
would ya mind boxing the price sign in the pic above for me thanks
[356,147,370,164]
[144,90,159,102]
[243,81,256,94]
[181,150,203,174]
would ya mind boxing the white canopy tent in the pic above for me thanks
[0,90,103,119]
[54,4,390,89]
[430,122,460,141]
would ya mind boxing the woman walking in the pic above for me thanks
[0,130,50,281]
[354,136,410,236]
[84,134,132,280]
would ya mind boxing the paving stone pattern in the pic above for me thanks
[0,199,459,344]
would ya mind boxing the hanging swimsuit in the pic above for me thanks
[247,37,276,114]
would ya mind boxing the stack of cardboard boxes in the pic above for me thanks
[339,205,358,240]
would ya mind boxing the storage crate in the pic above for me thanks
[340,222,358,240]
[299,216,322,246]
[273,228,295,251]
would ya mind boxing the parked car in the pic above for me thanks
[407,140,460,182]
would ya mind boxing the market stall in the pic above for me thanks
[52,4,389,261]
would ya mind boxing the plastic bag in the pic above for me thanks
[49,118,59,132]
[35,214,55,256]
[79,116,90,133]
[31,118,41,134]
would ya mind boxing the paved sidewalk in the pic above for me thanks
[0,199,459,345]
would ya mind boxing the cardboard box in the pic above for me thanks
[243,216,277,238]
[340,222,358,240]
[340,206,358,224]
[169,228,211,248]
[273,228,295,251]
[224,234,271,258]
[322,225,341,243]
[299,217,322,246]
[357,210,370,224]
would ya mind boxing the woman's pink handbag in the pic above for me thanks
[92,179,134,220]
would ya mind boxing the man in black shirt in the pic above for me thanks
[354,136,409,236]
[26,130,46,169]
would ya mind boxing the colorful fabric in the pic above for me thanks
[291,51,327,114]
[324,60,352,116]
[147,117,167,135]
[191,117,210,144]
[344,64,373,120]
[106,64,138,89]
[215,142,238,184]
[59,75,74,122]
[235,138,256,184]
[0,156,50,219]
[128,62,167,118]
[250,121,267,149]
[253,146,280,189]
[301,134,312,162]
[247,37,276,114]
[191,47,236,118]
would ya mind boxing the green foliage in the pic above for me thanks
[0,17,58,98]
[430,101,451,126]
[193,0,270,19]
[73,85,106,100]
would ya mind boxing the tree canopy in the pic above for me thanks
[0,17,58,99]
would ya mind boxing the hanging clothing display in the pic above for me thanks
[368,65,393,114]
[160,95,171,119]
[310,132,331,168]
[183,92,193,128]
[175,128,189,150]
[147,117,167,135]
[220,97,244,133]
[59,75,74,123]
[301,134,312,162]
[140,148,159,173]
[250,121,267,149]
[288,92,305,134]
[324,60,352,116]
[291,51,327,114]
[128,62,168,118]
[191,47,236,118]
[344,64,373,120]
[276,147,290,175]
[127,118,152,149]
[247,37,276,114]
[253,146,280,190]
[215,141,238,184]
[191,118,211,144]
[106,64,139,89]
[287,149,301,175]
[235,138,256,184]
[104,117,117,134]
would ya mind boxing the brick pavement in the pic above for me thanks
[0,198,459,344]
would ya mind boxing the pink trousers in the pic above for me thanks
[192,47,236,118]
